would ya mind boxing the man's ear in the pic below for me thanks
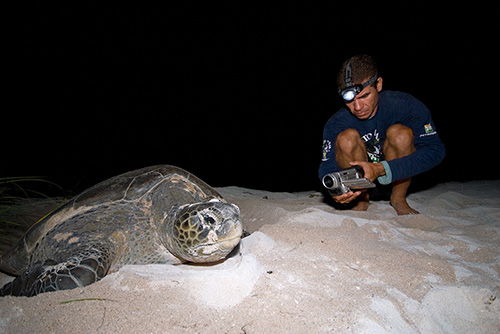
[376,77,383,92]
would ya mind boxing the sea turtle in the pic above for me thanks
[0,165,243,297]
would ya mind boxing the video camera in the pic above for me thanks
[322,165,376,196]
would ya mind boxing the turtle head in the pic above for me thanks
[167,200,243,263]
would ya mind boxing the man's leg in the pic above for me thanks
[383,124,419,215]
[335,129,370,211]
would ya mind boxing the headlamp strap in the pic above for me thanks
[345,61,353,87]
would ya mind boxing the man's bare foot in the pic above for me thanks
[352,192,370,211]
[390,199,419,215]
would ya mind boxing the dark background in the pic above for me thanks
[3,3,495,194]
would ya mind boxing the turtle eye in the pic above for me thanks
[203,215,216,225]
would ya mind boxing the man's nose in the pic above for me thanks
[353,99,362,111]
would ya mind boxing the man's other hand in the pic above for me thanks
[332,190,362,204]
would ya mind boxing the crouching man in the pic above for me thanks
[319,55,445,215]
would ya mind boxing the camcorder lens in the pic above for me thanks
[322,174,338,189]
[324,176,333,188]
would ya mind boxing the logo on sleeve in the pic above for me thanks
[322,140,331,161]
[420,123,437,137]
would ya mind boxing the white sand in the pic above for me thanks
[0,181,499,333]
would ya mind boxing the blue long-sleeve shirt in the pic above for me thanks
[319,91,445,183]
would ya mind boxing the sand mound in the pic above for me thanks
[1,181,499,333]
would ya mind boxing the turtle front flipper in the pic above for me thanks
[0,247,112,297]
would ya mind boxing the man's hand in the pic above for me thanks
[332,190,362,204]
[349,161,385,181]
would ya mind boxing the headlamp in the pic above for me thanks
[338,61,378,102]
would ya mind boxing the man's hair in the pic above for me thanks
[336,54,378,90]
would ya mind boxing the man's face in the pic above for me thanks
[345,77,383,120]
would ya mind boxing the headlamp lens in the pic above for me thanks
[342,90,356,101]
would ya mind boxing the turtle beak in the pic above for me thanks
[192,204,242,261]
[215,203,242,240]
[216,210,243,249]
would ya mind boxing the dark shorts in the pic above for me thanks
[368,181,392,201]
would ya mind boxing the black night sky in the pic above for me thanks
[4,3,495,194]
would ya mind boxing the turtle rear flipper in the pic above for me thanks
[0,248,112,297]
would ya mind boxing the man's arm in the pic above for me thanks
[318,116,344,180]
[382,96,445,183]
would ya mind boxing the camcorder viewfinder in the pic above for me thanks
[322,165,376,196]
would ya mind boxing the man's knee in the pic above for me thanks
[335,129,364,153]
[385,124,414,149]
